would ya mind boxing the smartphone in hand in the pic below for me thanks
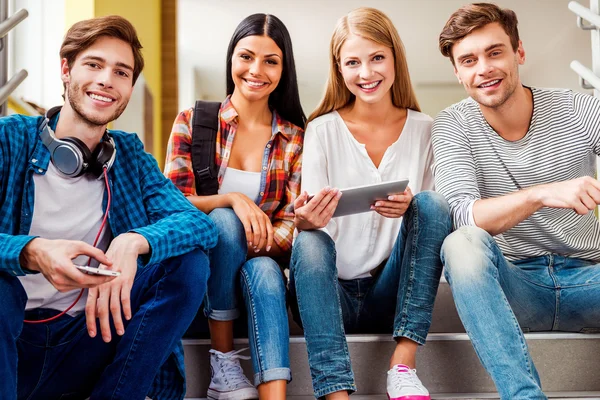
[75,265,120,277]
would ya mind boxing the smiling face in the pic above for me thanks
[339,34,396,104]
[230,34,283,103]
[337,33,395,106]
[61,35,135,127]
[452,22,525,110]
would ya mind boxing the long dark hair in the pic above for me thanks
[226,14,306,128]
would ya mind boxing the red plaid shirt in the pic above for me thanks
[164,96,304,251]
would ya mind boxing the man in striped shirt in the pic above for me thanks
[432,3,600,399]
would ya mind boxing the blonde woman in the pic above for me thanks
[289,8,451,400]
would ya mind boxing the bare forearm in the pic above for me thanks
[186,194,232,214]
[473,188,543,235]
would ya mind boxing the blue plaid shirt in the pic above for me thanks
[0,113,217,399]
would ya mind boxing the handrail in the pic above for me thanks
[570,60,600,91]
[8,95,40,116]
[0,69,27,105]
[0,0,29,116]
[569,1,600,29]
[0,8,27,39]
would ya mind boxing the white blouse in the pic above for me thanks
[301,109,435,280]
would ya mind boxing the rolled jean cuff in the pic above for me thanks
[206,308,240,321]
[314,382,357,399]
[392,329,427,346]
[253,367,291,386]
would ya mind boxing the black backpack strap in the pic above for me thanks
[191,100,221,195]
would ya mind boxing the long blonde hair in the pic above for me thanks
[308,7,420,124]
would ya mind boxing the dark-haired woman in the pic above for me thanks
[164,13,304,400]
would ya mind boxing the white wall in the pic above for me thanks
[112,74,146,141]
[178,0,593,117]
[10,0,65,110]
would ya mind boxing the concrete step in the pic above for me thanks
[184,281,463,339]
[428,280,464,334]
[183,282,600,398]
[289,394,600,399]
[186,395,600,400]
[289,395,600,399]
[183,332,600,398]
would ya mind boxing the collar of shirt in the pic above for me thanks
[220,95,293,142]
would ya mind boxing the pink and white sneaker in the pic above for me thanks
[386,364,430,400]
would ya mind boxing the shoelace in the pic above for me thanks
[210,348,252,388]
[388,367,424,391]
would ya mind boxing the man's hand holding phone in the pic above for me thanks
[20,238,116,292]
[75,265,121,277]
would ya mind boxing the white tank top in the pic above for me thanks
[18,162,112,315]
[218,167,262,202]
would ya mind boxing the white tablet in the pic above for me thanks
[332,179,409,217]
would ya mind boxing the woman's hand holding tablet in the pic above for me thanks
[329,179,410,217]
[293,179,411,231]
[371,186,413,218]
[293,187,342,231]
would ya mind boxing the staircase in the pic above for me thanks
[182,1,600,397]
[182,281,600,399]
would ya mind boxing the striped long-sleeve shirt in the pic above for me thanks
[431,87,600,262]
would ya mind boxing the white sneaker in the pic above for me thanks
[386,364,430,400]
[207,348,259,400]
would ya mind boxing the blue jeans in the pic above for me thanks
[206,208,290,385]
[0,249,209,400]
[289,191,451,398]
[441,226,600,400]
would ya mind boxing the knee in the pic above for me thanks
[291,230,336,279]
[240,258,285,299]
[441,226,495,284]
[0,273,27,335]
[166,248,210,305]
[209,208,246,249]
[410,191,452,231]
[0,273,26,304]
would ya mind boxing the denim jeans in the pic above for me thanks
[289,191,451,398]
[441,226,600,400]
[0,248,209,400]
[206,208,290,385]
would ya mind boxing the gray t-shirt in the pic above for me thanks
[18,162,112,315]
[432,87,600,261]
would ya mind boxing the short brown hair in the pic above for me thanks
[60,15,144,85]
[439,3,519,64]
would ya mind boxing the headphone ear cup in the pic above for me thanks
[90,141,115,177]
[54,137,92,177]
[61,137,92,161]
